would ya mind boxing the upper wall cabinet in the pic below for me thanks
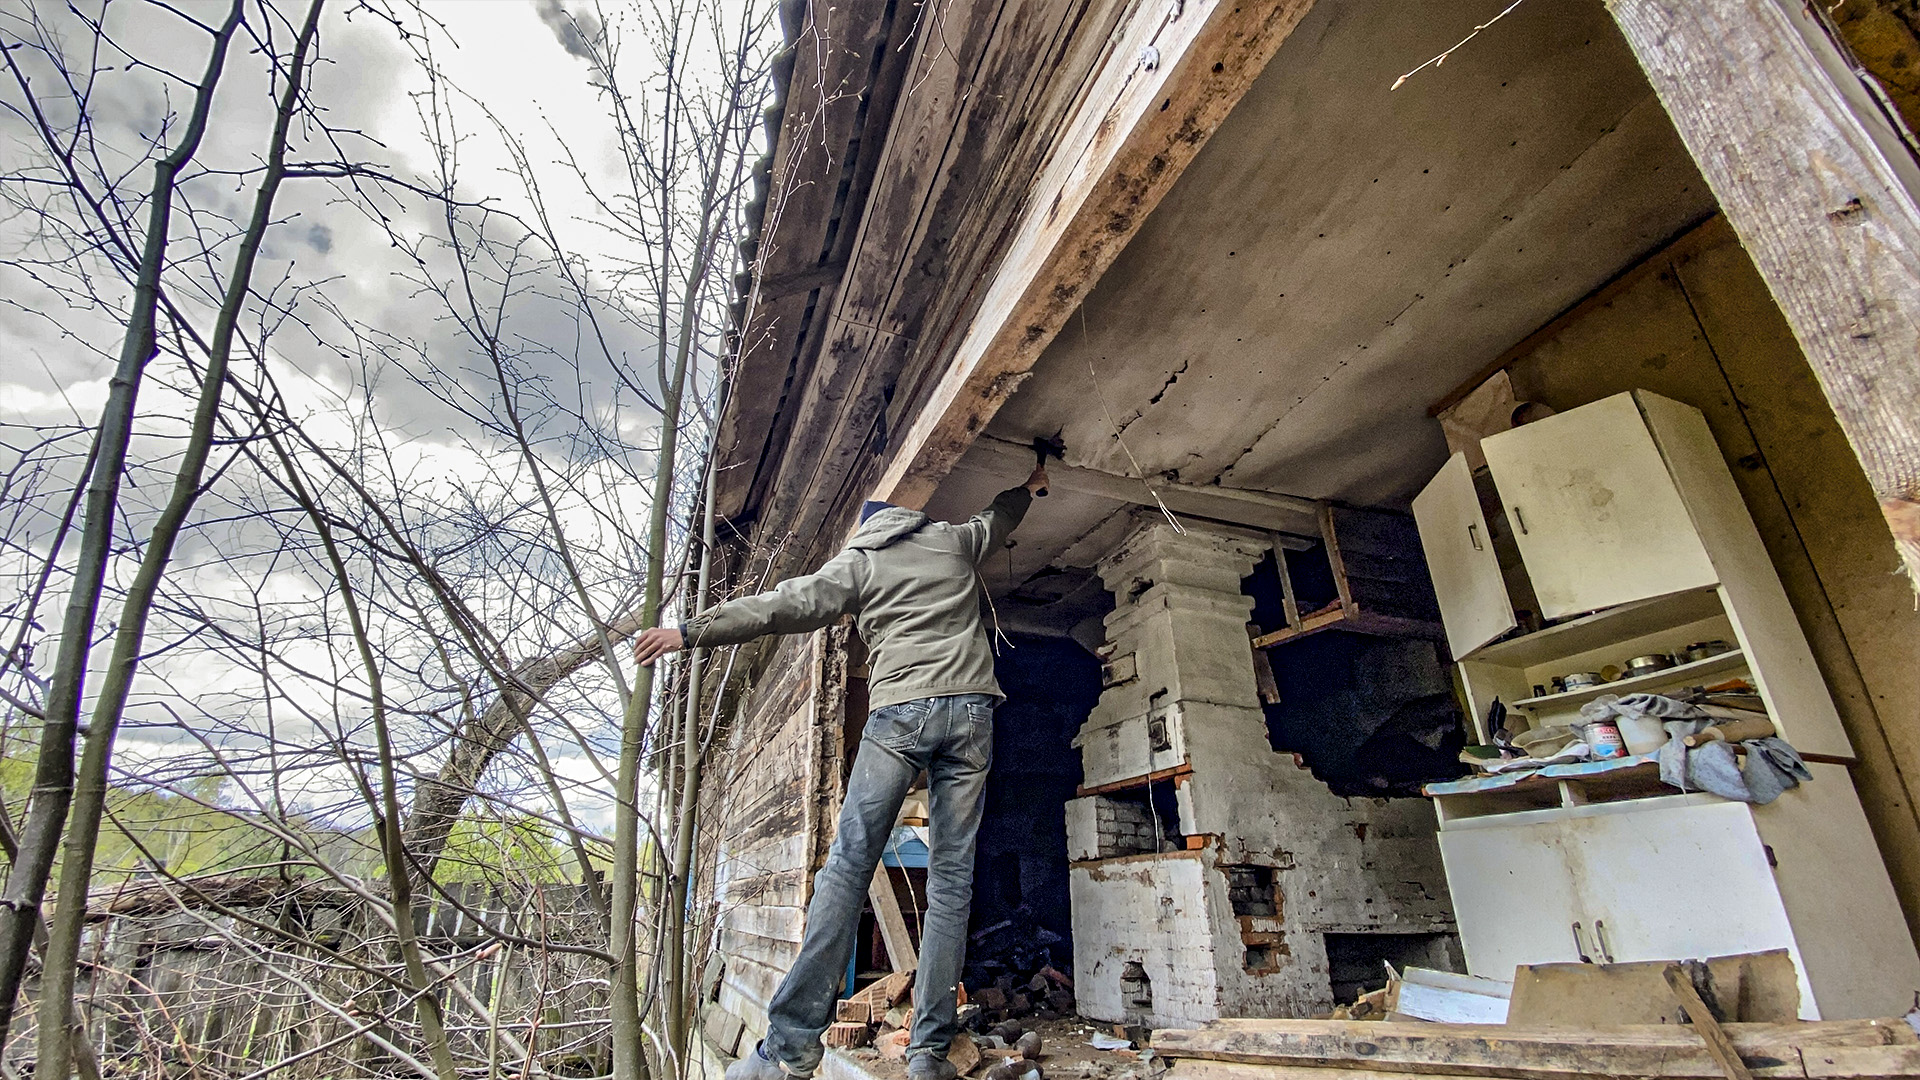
[1411,453,1515,658]
[1413,390,1849,759]
[1478,393,1718,621]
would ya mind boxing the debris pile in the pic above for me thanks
[963,908,1069,997]
[962,966,1077,1031]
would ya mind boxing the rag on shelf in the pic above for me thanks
[1657,715,1811,804]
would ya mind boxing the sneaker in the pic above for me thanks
[728,1043,807,1080]
[907,1052,958,1080]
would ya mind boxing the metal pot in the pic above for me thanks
[1561,671,1605,691]
[1681,640,1734,663]
[1625,653,1677,677]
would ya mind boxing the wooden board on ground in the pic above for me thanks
[1508,951,1800,1026]
[871,864,919,971]
[1385,968,1511,1025]
[1152,1018,1919,1080]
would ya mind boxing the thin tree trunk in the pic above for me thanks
[609,328,693,1080]
[301,481,461,1080]
[34,4,327,1066]
[0,0,245,1041]
[666,447,717,1063]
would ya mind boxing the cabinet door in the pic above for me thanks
[1413,453,1516,658]
[1481,393,1718,619]
[1439,819,1585,980]
[1560,801,1796,970]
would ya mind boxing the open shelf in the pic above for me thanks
[1467,587,1723,667]
[1510,648,1747,711]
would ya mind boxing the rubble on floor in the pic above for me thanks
[840,1016,1166,1080]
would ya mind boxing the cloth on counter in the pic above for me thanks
[1580,692,1707,728]
[1657,717,1812,804]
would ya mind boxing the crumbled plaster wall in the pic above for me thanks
[1067,519,1455,1023]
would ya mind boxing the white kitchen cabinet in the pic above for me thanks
[1434,763,1920,1019]
[1414,390,1850,759]
[1411,452,1515,659]
[1417,389,1918,1020]
[1478,393,1718,620]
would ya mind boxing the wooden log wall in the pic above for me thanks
[703,628,850,1046]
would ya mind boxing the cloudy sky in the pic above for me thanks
[0,0,770,837]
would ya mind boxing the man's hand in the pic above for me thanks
[1025,463,1049,493]
[633,626,686,667]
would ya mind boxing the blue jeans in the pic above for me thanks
[762,693,997,1074]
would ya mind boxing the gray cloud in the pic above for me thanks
[534,0,601,60]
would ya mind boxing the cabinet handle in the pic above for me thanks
[1570,921,1593,964]
[1593,919,1615,964]
[1467,523,1483,551]
[1512,506,1529,535]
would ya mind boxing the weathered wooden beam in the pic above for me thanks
[955,435,1321,537]
[1150,1017,1919,1080]
[868,865,917,972]
[870,0,1317,511]
[1609,0,1920,592]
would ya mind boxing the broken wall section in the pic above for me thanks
[1067,520,1455,1027]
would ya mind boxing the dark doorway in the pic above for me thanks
[965,633,1101,992]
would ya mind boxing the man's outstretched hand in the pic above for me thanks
[1025,463,1049,493]
[633,626,686,667]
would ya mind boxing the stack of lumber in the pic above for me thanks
[1150,1017,1920,1080]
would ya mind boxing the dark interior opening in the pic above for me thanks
[1244,554,1468,797]
[964,632,1100,994]
[1322,931,1465,1004]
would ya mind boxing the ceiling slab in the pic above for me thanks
[930,0,1721,619]
[987,0,1715,509]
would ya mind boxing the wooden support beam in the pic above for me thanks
[871,0,1317,511]
[869,865,917,972]
[1610,0,1920,592]
[955,435,1321,539]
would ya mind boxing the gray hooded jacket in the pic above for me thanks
[683,487,1032,710]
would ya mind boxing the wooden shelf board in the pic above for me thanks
[1253,603,1445,650]
[1510,649,1747,710]
[1465,587,1724,667]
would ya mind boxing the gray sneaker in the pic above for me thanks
[729,1043,806,1080]
[907,1052,958,1080]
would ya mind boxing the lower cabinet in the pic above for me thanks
[1436,762,1920,1019]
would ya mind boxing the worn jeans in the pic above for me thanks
[762,693,996,1074]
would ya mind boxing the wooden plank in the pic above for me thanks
[1076,763,1193,799]
[955,435,1321,536]
[1150,1018,1918,1080]
[1664,964,1758,1080]
[869,865,918,972]
[872,0,1319,510]
[1609,0,1920,593]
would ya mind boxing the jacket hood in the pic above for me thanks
[847,505,930,550]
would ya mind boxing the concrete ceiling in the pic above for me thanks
[927,0,1717,612]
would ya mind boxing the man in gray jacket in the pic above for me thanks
[633,464,1047,1080]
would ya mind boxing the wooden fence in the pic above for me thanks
[7,876,611,1079]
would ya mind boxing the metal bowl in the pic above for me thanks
[1625,653,1677,677]
[1561,671,1605,691]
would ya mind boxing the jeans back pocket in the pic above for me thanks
[866,700,932,754]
